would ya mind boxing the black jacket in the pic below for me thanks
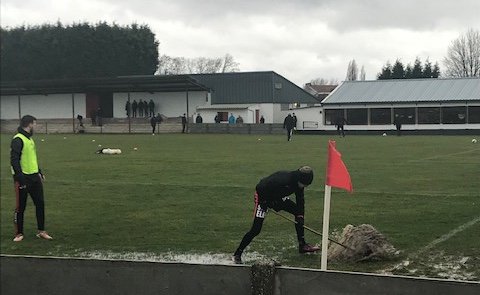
[283,115,295,129]
[10,127,41,185]
[256,171,305,215]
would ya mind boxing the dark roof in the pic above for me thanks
[322,78,480,105]
[191,71,319,104]
[0,75,210,95]
[1,71,318,105]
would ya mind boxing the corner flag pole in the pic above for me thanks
[321,184,332,270]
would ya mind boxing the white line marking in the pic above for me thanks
[409,148,480,162]
[417,215,480,254]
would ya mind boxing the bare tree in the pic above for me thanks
[360,66,366,80]
[443,28,480,77]
[221,53,240,73]
[309,77,338,85]
[157,53,240,75]
[346,59,358,81]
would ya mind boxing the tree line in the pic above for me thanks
[377,58,440,79]
[0,22,159,81]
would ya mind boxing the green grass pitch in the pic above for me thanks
[1,133,479,280]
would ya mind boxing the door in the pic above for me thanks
[86,92,113,118]
[255,110,260,124]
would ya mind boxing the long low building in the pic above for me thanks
[293,78,480,132]
[0,71,319,125]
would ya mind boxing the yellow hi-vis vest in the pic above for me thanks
[11,133,39,175]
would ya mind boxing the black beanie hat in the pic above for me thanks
[297,166,314,185]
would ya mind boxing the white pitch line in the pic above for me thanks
[408,148,480,162]
[416,215,480,254]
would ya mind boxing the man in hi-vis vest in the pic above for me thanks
[10,115,53,242]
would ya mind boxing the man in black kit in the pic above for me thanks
[283,114,295,141]
[233,166,319,264]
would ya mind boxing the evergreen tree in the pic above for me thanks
[405,64,413,79]
[377,62,392,80]
[411,58,423,78]
[391,59,405,79]
[432,62,441,78]
[423,59,433,78]
[0,22,159,81]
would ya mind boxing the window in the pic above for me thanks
[346,109,368,125]
[324,109,344,125]
[370,108,391,125]
[442,107,466,124]
[418,107,440,124]
[393,108,415,124]
[281,104,289,111]
[468,106,480,123]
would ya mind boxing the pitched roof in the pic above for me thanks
[322,78,480,105]
[191,72,319,104]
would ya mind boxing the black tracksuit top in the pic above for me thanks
[255,171,305,215]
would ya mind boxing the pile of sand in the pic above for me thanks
[328,224,397,262]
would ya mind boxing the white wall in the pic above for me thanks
[1,94,86,119]
[0,96,19,119]
[289,107,323,130]
[113,91,208,119]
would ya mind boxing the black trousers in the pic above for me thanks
[337,125,345,137]
[286,128,293,141]
[151,123,156,134]
[13,176,45,235]
[235,192,305,255]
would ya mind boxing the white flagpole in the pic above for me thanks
[321,184,332,270]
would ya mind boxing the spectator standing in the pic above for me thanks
[236,116,244,124]
[125,101,131,117]
[132,100,138,118]
[228,113,236,124]
[394,115,402,136]
[335,115,348,137]
[148,99,155,117]
[292,113,298,130]
[138,99,144,117]
[181,113,187,133]
[260,115,265,124]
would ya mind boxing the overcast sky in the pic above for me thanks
[1,0,479,85]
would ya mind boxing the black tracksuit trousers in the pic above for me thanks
[234,193,305,256]
[14,176,45,235]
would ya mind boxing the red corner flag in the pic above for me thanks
[326,140,353,192]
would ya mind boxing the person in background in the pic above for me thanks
[132,100,138,118]
[228,113,236,124]
[236,116,244,124]
[143,100,149,117]
[283,113,295,141]
[125,100,131,117]
[148,99,155,117]
[196,114,203,123]
[181,113,187,133]
[11,115,53,242]
[90,109,96,126]
[96,107,103,127]
[335,115,348,137]
[214,114,221,123]
[394,115,402,136]
[151,113,162,134]
[292,113,298,130]
[260,115,265,124]
[138,99,144,117]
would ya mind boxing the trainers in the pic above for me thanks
[13,234,24,242]
[36,231,53,240]
[232,254,243,264]
[299,243,320,254]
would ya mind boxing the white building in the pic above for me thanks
[294,78,480,133]
[1,72,319,125]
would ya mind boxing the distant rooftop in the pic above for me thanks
[322,78,480,104]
